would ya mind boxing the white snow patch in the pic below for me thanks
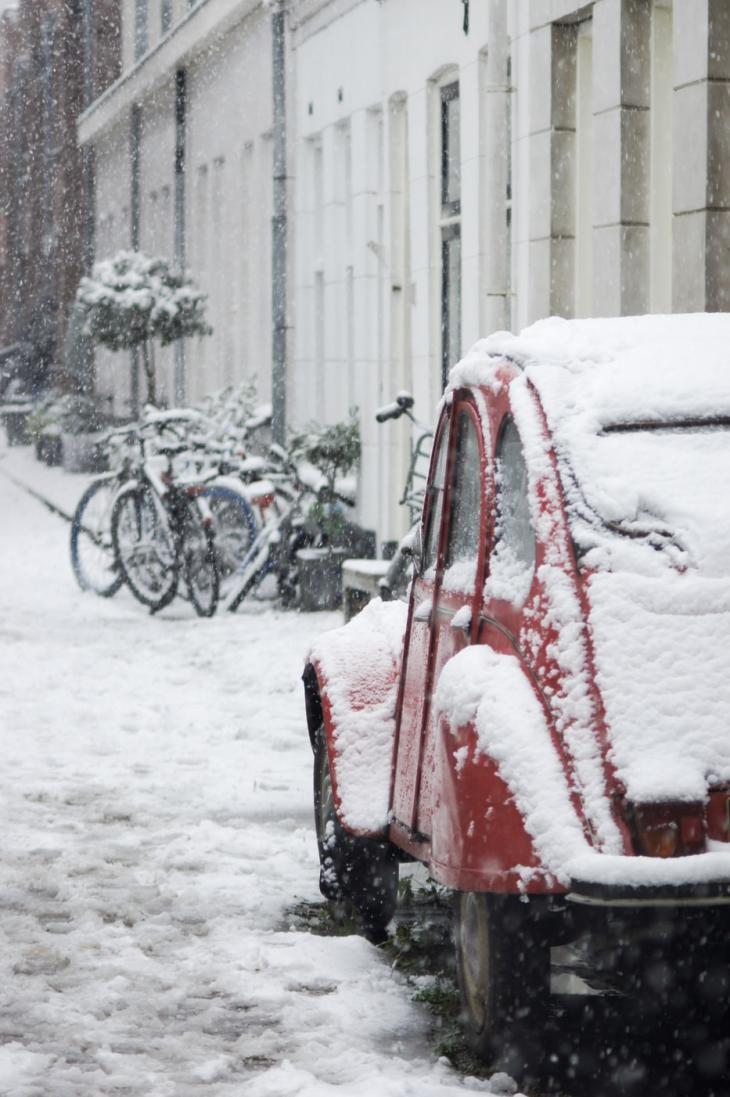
[434,646,591,884]
[308,597,407,833]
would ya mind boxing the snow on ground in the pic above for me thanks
[0,441,503,1096]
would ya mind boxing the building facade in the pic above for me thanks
[78,0,730,547]
[0,0,119,384]
[78,0,286,414]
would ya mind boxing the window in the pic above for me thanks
[134,0,148,61]
[443,411,482,592]
[485,419,535,606]
[161,0,172,34]
[422,425,450,575]
[440,81,461,388]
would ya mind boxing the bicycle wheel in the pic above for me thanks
[200,484,258,600]
[182,498,219,618]
[70,477,124,597]
[111,483,179,611]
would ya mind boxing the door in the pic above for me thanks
[391,399,486,836]
[390,413,450,835]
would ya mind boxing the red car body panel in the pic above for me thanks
[304,360,722,896]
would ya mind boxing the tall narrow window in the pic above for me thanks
[161,0,172,34]
[134,0,148,61]
[389,93,411,398]
[440,81,461,388]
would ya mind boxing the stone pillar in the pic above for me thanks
[673,0,730,311]
[479,0,511,334]
[591,0,651,317]
[525,19,577,321]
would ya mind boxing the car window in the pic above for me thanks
[443,410,482,593]
[485,418,535,606]
[422,424,449,577]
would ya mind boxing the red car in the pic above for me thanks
[303,314,730,1067]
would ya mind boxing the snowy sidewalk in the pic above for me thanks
[0,443,503,1097]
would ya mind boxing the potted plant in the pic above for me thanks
[73,250,211,407]
[0,378,33,446]
[289,412,363,611]
[58,393,109,473]
[27,392,65,465]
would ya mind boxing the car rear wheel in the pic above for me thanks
[454,891,549,1075]
[313,723,398,943]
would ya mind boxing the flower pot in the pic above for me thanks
[61,431,108,473]
[296,547,349,611]
[1,405,32,446]
[35,431,63,466]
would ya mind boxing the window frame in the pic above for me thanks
[486,415,537,608]
[443,405,484,575]
[438,79,461,390]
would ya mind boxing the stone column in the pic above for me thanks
[479,0,511,334]
[525,19,577,320]
[673,0,730,311]
[591,0,651,316]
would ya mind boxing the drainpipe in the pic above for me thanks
[130,104,142,414]
[271,0,287,447]
[82,0,96,273]
[81,0,96,393]
[174,68,187,403]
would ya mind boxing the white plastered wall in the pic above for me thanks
[293,0,495,549]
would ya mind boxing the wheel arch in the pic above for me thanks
[302,660,324,752]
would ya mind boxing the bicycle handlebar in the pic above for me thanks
[375,391,415,423]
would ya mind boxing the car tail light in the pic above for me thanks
[706,788,730,842]
[633,802,706,858]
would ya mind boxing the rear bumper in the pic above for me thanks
[567,877,730,908]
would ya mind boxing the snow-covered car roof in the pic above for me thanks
[451,314,730,577]
[452,312,730,421]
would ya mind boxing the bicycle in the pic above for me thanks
[225,445,351,612]
[109,420,220,616]
[69,429,138,598]
[373,392,433,601]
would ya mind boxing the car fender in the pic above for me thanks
[304,598,408,839]
[429,645,592,893]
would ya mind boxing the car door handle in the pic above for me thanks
[449,606,472,635]
[413,598,432,623]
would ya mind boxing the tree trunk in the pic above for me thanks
[142,338,156,406]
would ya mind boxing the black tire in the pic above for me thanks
[182,498,219,618]
[111,483,179,612]
[454,891,549,1075]
[276,524,315,608]
[70,477,124,597]
[313,723,398,943]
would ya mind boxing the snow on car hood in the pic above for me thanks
[588,572,730,803]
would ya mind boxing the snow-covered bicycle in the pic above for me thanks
[110,417,220,616]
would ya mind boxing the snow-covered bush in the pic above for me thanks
[289,411,361,545]
[74,251,211,406]
[289,411,361,492]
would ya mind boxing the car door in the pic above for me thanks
[390,410,451,837]
[391,397,486,838]
[414,400,487,837]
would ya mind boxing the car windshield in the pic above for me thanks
[561,420,730,577]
